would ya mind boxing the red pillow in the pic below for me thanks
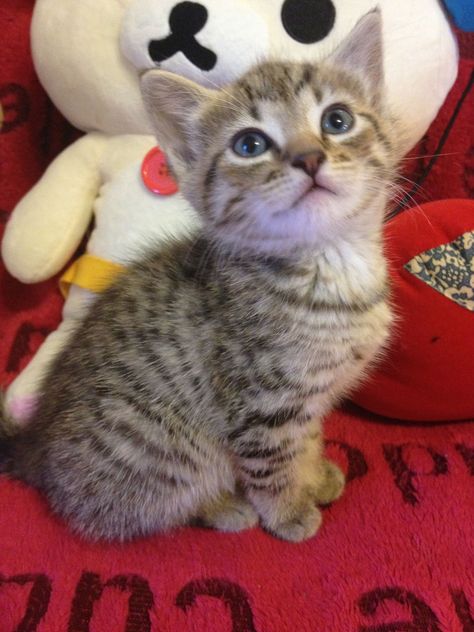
[352,199,474,422]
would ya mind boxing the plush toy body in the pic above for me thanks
[3,133,200,419]
[1,0,458,420]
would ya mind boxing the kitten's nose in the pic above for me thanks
[291,150,326,178]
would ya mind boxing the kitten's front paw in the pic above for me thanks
[270,504,322,543]
[311,459,345,505]
[196,493,259,533]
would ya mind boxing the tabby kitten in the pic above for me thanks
[0,12,399,542]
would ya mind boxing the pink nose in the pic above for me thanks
[291,150,326,178]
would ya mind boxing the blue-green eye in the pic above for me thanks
[232,130,272,158]
[321,107,354,135]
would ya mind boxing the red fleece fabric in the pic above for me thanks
[0,2,473,631]
[0,409,473,632]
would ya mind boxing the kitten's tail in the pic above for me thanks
[0,395,18,472]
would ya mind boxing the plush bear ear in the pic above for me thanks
[141,70,215,177]
[327,10,384,96]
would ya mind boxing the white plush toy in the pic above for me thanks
[2,0,458,421]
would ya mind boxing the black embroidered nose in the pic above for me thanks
[281,0,336,44]
[148,2,217,71]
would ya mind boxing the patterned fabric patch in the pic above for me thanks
[404,231,474,312]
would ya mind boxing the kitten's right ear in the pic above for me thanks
[141,70,214,176]
[328,10,384,97]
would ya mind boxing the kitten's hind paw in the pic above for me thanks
[195,492,259,533]
[312,459,346,505]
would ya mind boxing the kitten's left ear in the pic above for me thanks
[328,10,384,97]
[141,70,214,176]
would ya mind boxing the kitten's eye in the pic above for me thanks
[321,107,354,135]
[232,130,272,158]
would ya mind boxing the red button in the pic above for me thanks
[141,147,179,195]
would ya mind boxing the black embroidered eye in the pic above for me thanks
[232,130,272,158]
[321,107,354,135]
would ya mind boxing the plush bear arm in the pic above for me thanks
[1,133,108,283]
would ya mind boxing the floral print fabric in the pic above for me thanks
[405,231,474,312]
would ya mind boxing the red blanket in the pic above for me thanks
[1,2,473,630]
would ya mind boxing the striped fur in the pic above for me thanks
[0,13,399,542]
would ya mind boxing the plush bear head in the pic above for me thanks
[32,0,458,151]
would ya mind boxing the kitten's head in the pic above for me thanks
[141,11,400,257]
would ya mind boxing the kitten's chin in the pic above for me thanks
[285,186,344,232]
[258,188,377,255]
[212,182,384,259]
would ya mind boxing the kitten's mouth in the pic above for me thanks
[272,178,336,218]
[297,180,336,203]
